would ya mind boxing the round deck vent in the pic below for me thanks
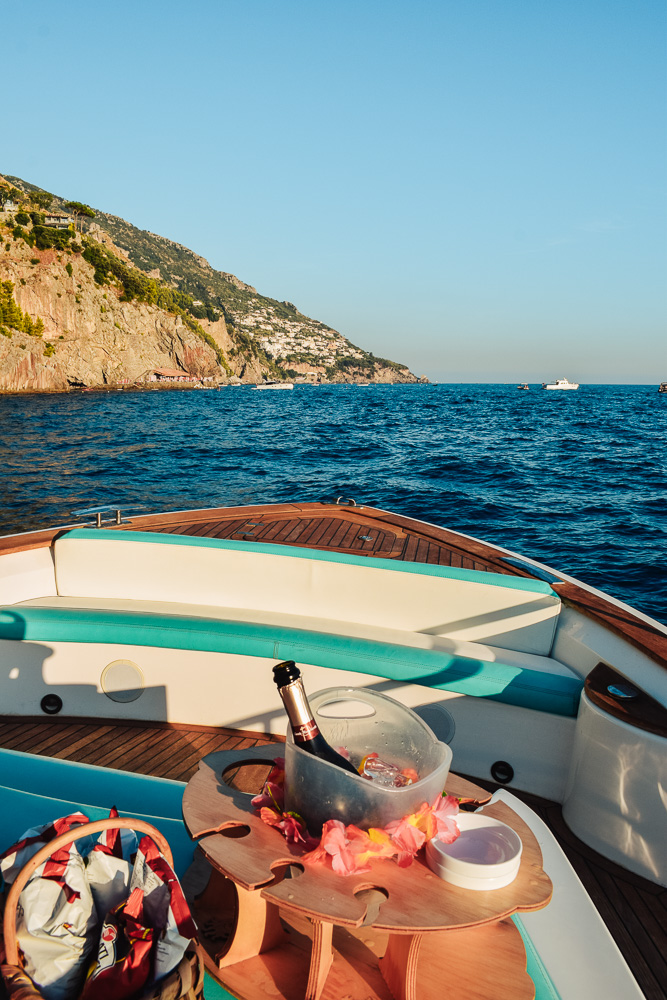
[101,659,145,703]
[491,760,514,785]
[40,694,63,715]
[414,704,456,744]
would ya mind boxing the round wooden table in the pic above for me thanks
[182,746,552,1000]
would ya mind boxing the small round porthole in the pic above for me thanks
[101,659,145,703]
[41,693,63,715]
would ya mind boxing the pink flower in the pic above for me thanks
[280,812,317,847]
[251,780,284,812]
[251,758,286,811]
[258,806,283,828]
[347,825,396,868]
[323,820,367,875]
[431,794,460,844]
[251,756,460,877]
[312,820,372,875]
[267,758,286,783]
[383,815,427,867]
[258,806,317,847]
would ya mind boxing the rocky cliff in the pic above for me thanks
[0,238,258,391]
[0,174,425,390]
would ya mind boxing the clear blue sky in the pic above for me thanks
[4,0,665,382]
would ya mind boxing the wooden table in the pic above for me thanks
[182,747,552,1000]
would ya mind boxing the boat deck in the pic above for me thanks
[0,716,664,1000]
[2,502,666,997]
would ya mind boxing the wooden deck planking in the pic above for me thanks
[0,717,283,784]
[2,502,666,996]
[119,508,517,581]
[104,503,667,671]
[315,517,351,549]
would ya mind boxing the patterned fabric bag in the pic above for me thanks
[1,814,98,1000]
[82,836,197,999]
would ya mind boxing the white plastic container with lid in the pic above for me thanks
[284,686,452,835]
[425,813,523,890]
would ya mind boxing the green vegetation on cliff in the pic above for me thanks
[0,280,44,339]
[78,240,231,373]
[1,173,421,383]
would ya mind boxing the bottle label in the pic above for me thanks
[293,719,320,743]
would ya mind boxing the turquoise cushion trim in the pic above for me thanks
[60,528,557,597]
[512,916,563,1000]
[0,745,184,816]
[0,607,582,716]
[202,974,238,1000]
[0,748,195,876]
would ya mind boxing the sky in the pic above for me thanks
[3,0,665,382]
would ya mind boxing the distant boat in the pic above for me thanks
[659,382,667,393]
[542,378,579,391]
[252,381,294,390]
[517,384,530,390]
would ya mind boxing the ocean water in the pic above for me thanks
[3,383,666,624]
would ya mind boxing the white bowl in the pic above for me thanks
[425,813,522,890]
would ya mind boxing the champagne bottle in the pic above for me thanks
[273,660,359,775]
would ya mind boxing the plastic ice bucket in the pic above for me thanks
[284,686,452,834]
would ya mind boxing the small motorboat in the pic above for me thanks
[517,383,529,390]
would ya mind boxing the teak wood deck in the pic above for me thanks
[0,715,664,1000]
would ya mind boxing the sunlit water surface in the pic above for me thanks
[3,383,666,623]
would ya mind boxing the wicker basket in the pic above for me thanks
[1,818,205,1000]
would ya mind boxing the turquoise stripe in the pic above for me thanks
[0,607,582,716]
[513,916,563,1000]
[61,528,557,596]
[0,748,195,876]
[202,974,238,1000]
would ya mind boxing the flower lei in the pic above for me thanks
[251,758,460,877]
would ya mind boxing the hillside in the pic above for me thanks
[0,174,425,390]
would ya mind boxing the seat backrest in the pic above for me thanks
[53,529,561,655]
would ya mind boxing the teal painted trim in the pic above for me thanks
[202,973,238,1000]
[0,749,196,876]
[0,746,184,815]
[0,785,195,878]
[512,916,563,1000]
[61,528,557,597]
[0,607,582,716]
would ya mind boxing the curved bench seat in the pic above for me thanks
[0,604,583,717]
[51,529,562,656]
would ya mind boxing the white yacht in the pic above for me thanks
[542,378,579,390]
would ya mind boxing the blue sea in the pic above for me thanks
[3,383,666,624]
